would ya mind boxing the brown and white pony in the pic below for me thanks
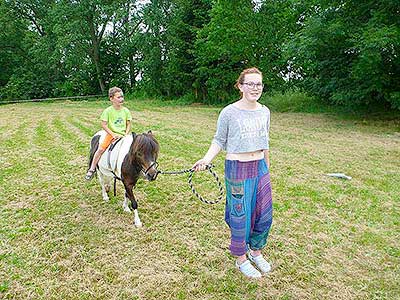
[88,130,159,226]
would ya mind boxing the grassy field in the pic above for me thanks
[0,99,399,300]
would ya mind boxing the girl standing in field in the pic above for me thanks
[192,67,273,279]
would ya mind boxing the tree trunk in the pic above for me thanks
[92,40,105,93]
[88,15,105,94]
[129,55,136,88]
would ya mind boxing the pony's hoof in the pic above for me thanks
[103,197,109,202]
[134,221,143,227]
[123,206,131,213]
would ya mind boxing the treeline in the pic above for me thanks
[1,0,399,109]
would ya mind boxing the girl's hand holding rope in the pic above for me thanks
[192,158,211,172]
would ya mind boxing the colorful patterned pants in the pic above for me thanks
[224,159,273,256]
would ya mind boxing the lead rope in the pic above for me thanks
[158,164,224,204]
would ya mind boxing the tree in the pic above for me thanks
[135,0,172,95]
[286,0,400,108]
[55,0,127,94]
[99,1,144,91]
[0,1,27,89]
[160,0,212,97]
[1,0,63,100]
[194,0,258,103]
[256,0,311,91]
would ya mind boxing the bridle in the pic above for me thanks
[142,161,159,180]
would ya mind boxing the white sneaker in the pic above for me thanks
[248,252,271,274]
[235,260,262,279]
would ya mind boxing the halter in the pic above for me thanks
[142,161,159,179]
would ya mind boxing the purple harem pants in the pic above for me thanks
[224,159,273,256]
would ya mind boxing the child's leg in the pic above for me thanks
[86,134,113,177]
[88,148,105,172]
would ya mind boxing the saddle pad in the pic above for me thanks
[96,130,133,178]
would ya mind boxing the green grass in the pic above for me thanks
[0,99,399,299]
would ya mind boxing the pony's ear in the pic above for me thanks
[147,130,152,135]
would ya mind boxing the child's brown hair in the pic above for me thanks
[108,87,122,98]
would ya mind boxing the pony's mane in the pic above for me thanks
[131,133,159,156]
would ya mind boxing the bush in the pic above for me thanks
[262,90,327,113]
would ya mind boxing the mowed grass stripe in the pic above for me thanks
[1,101,399,300]
[52,118,87,156]
[2,118,144,298]
[269,123,399,296]
[33,119,69,176]
[67,116,102,140]
[0,122,33,186]
[1,120,83,298]
[2,121,29,150]
[45,108,214,298]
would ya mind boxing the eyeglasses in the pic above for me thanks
[242,82,264,90]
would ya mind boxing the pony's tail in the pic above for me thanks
[88,135,100,171]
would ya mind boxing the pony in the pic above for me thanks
[88,130,160,227]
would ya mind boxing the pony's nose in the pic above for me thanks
[143,161,159,181]
[146,174,155,181]
[145,170,158,181]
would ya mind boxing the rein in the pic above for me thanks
[158,164,224,205]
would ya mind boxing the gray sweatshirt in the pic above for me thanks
[212,104,270,153]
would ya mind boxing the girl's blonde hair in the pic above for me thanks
[234,67,263,90]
